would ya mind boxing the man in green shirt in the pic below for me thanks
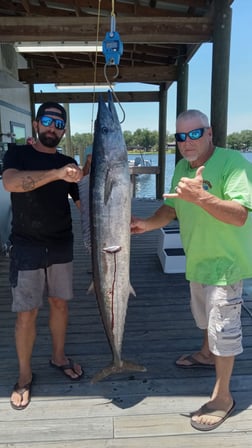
[131,109,252,432]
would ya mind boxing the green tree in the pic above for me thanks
[240,130,252,149]
[72,133,93,156]
[130,128,158,150]
[123,130,134,148]
[167,132,175,143]
[227,132,241,149]
[62,132,93,156]
[227,130,252,150]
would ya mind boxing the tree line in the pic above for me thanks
[226,130,252,150]
[61,128,252,156]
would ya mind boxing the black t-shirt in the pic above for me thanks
[3,144,79,247]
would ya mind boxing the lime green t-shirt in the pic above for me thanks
[164,147,252,285]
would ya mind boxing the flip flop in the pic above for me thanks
[10,375,34,410]
[49,358,84,381]
[191,400,236,431]
[175,354,215,369]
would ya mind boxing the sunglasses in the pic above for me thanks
[39,115,65,130]
[175,127,207,142]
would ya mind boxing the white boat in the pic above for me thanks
[128,154,152,169]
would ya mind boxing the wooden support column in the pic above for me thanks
[64,103,74,157]
[211,0,232,147]
[29,84,36,121]
[176,58,188,164]
[29,84,37,141]
[156,83,168,199]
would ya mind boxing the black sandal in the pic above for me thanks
[49,358,84,381]
[10,376,33,410]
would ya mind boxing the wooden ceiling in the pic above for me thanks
[0,0,234,88]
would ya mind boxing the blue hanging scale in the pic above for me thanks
[102,11,123,66]
[102,2,125,123]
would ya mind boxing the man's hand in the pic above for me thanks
[131,216,148,234]
[131,204,176,234]
[163,166,205,203]
[59,164,83,183]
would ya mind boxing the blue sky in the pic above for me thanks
[35,0,251,136]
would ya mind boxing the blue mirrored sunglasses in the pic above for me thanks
[40,115,65,130]
[175,127,207,142]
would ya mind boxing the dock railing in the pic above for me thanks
[129,166,160,198]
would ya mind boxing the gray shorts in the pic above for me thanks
[190,281,243,357]
[11,262,73,312]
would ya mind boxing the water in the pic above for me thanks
[133,153,175,199]
[75,151,252,199]
[75,152,175,199]
[133,151,252,199]
[242,152,252,163]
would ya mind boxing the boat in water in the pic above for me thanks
[128,153,152,169]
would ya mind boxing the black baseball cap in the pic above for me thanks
[36,102,67,123]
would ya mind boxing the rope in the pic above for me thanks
[111,0,115,17]
[90,0,102,136]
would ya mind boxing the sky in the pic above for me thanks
[35,0,251,137]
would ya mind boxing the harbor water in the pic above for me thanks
[132,153,175,199]
[133,151,252,199]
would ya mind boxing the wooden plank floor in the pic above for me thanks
[0,198,252,447]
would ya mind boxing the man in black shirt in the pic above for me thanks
[3,102,84,410]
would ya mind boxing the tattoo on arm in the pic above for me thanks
[22,176,36,191]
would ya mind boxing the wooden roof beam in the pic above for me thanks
[32,91,161,104]
[19,65,178,84]
[6,0,209,18]
[0,17,212,43]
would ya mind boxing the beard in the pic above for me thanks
[38,131,62,148]
[183,153,199,162]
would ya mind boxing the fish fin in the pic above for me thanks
[130,284,136,297]
[104,169,115,204]
[87,281,95,295]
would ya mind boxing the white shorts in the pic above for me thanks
[190,282,243,357]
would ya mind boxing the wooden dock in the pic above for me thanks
[0,198,252,447]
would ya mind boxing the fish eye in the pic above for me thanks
[101,126,108,134]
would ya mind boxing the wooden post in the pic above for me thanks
[211,0,232,147]
[63,103,73,157]
[176,59,188,117]
[28,84,38,142]
[129,166,160,198]
[176,58,188,164]
[156,83,167,199]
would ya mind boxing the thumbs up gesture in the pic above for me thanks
[163,166,205,203]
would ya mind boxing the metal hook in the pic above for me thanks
[103,64,125,124]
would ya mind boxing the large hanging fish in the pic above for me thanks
[89,92,146,382]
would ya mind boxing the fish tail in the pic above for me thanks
[91,360,146,383]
